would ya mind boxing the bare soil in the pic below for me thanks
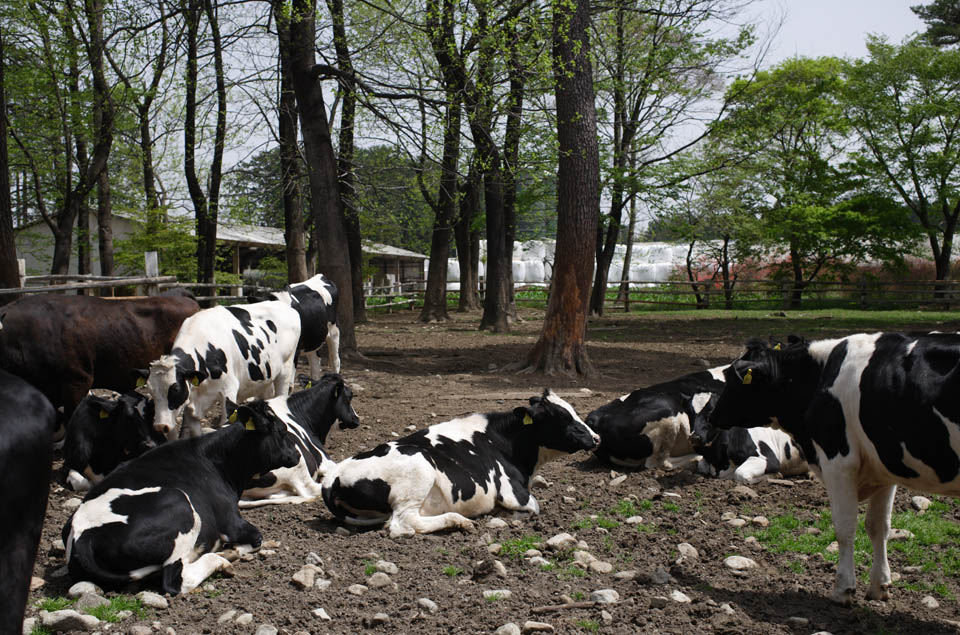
[29,309,960,634]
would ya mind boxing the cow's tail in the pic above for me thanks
[67,533,154,590]
[321,478,389,527]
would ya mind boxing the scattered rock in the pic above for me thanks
[255,627,278,635]
[912,496,931,512]
[637,566,676,585]
[805,527,822,535]
[417,598,439,614]
[30,577,45,591]
[730,485,758,499]
[649,596,668,609]
[128,625,153,635]
[725,518,747,528]
[720,511,737,521]
[483,589,512,601]
[613,570,637,580]
[376,560,398,575]
[306,552,324,567]
[315,578,332,591]
[368,572,393,589]
[786,616,809,628]
[22,617,36,635]
[369,613,390,626]
[720,603,736,615]
[39,609,100,632]
[600,610,613,624]
[74,592,110,611]
[235,613,254,626]
[562,496,576,504]
[522,620,555,633]
[545,533,577,550]
[312,608,331,620]
[921,595,940,609]
[670,590,691,603]
[904,565,923,574]
[589,589,619,604]
[573,551,596,567]
[723,556,758,571]
[292,566,317,589]
[524,549,543,558]
[663,492,681,499]
[67,581,102,598]
[335,527,352,537]
[889,528,915,541]
[677,543,699,560]
[218,610,237,624]
[625,516,644,524]
[531,475,551,489]
[137,591,168,610]
[751,516,769,527]
[494,624,521,635]
[488,543,503,555]
[64,498,82,510]
[766,478,794,486]
[588,561,613,574]
[529,556,551,567]
[348,584,368,596]
[486,518,509,529]
[609,475,627,487]
[493,561,508,577]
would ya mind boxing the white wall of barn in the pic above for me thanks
[15,213,141,276]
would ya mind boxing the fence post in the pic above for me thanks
[17,259,25,288]
[858,280,867,310]
[144,251,159,296]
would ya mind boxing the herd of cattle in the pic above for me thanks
[1,276,959,632]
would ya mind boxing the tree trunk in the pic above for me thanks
[290,0,356,354]
[502,17,527,322]
[97,165,114,291]
[455,159,482,311]
[720,235,734,309]
[327,0,366,322]
[77,197,91,276]
[0,28,20,300]
[274,0,308,284]
[616,182,638,305]
[525,0,598,376]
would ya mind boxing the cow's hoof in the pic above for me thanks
[459,518,477,532]
[830,587,855,606]
[867,584,891,601]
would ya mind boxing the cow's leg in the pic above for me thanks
[390,507,475,538]
[825,474,860,605]
[177,553,232,593]
[308,350,322,381]
[326,323,341,374]
[496,484,540,518]
[732,456,769,482]
[865,485,896,601]
[388,479,474,538]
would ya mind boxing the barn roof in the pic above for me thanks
[362,241,428,260]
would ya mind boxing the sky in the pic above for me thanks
[756,0,927,65]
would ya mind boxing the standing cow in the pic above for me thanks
[323,390,600,538]
[240,373,360,506]
[0,369,56,634]
[144,301,300,439]
[62,400,300,594]
[0,294,198,426]
[710,333,960,605]
[256,274,340,378]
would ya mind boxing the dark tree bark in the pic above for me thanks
[615,174,638,305]
[96,165,114,290]
[525,0,598,376]
[0,28,21,300]
[455,157,482,311]
[290,0,356,353]
[419,0,464,323]
[273,0,308,283]
[502,16,528,322]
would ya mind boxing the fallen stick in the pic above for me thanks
[530,601,597,614]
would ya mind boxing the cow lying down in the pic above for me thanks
[240,373,359,507]
[63,401,299,594]
[63,390,164,492]
[322,390,600,538]
[690,395,808,482]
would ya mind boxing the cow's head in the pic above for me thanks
[519,389,600,456]
[688,393,720,451]
[145,352,205,440]
[295,373,359,443]
[232,400,301,476]
[711,341,785,431]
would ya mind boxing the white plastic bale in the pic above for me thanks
[653,262,674,282]
[512,260,527,282]
[447,259,460,282]
[524,240,547,261]
[607,262,623,283]
[477,261,485,278]
[446,281,460,291]
[544,260,553,281]
[526,260,545,283]
[636,264,658,282]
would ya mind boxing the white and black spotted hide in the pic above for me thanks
[322,390,600,538]
[145,301,300,439]
[240,373,359,507]
[63,401,300,595]
[261,274,340,379]
[711,333,960,605]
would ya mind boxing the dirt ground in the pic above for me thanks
[28,309,960,634]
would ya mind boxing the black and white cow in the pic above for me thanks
[710,333,960,605]
[63,390,164,492]
[585,367,726,470]
[322,390,600,538]
[257,274,340,379]
[240,373,360,507]
[690,394,808,482]
[144,301,300,439]
[0,369,56,635]
[62,401,300,595]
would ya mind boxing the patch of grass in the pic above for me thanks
[36,597,75,612]
[484,592,505,603]
[572,591,587,601]
[610,499,638,517]
[787,560,805,574]
[662,502,680,513]
[570,517,593,530]
[205,589,223,599]
[558,564,587,579]
[442,565,463,577]
[499,534,541,561]
[85,596,144,623]
[30,627,53,635]
[635,523,655,533]
[570,515,620,531]
[596,516,620,529]
[577,619,600,632]
[639,499,653,511]
[539,562,556,571]
[363,560,377,576]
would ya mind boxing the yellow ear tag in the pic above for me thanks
[244,420,256,431]
[99,409,109,420]
[306,381,312,389]
[334,386,340,398]
[773,343,782,351]
[190,376,200,386]
[136,377,146,388]
[228,410,237,423]
[743,368,753,385]
[523,414,533,425]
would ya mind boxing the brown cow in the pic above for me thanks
[0,293,199,426]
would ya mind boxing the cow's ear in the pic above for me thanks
[513,406,535,425]
[225,398,239,422]
[185,371,204,386]
[132,368,149,387]
[236,405,258,431]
